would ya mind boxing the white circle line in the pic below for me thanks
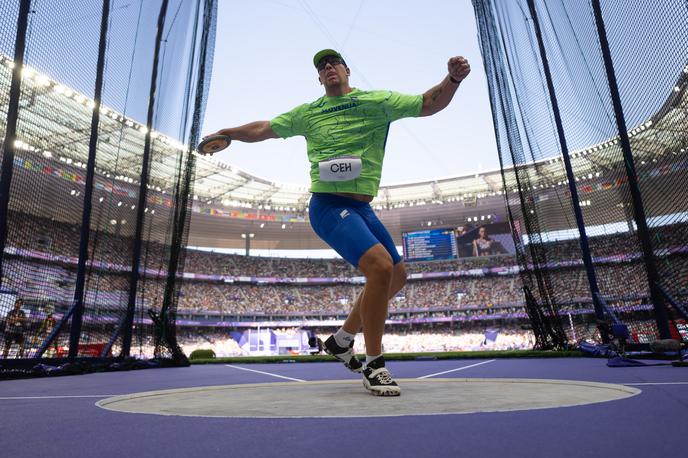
[95,378,642,419]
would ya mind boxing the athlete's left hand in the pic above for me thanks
[448,56,470,82]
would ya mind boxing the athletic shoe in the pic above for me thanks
[323,335,363,373]
[362,356,400,396]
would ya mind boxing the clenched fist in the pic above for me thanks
[448,56,470,82]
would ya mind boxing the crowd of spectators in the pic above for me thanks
[3,212,686,320]
[3,252,684,319]
[4,211,687,358]
[171,261,666,314]
[7,211,687,280]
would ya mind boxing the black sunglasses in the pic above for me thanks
[317,56,345,72]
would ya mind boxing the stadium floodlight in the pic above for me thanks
[36,74,50,86]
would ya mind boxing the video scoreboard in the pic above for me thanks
[402,228,458,262]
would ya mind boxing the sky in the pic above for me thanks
[202,0,499,186]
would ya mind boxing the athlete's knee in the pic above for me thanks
[368,256,394,283]
[359,245,394,283]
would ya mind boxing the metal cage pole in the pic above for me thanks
[120,0,170,357]
[0,0,32,289]
[526,0,609,338]
[590,0,671,339]
[59,0,111,359]
[155,0,215,363]
[473,0,568,349]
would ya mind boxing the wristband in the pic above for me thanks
[449,75,461,84]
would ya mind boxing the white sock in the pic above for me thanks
[366,354,382,366]
[334,328,356,348]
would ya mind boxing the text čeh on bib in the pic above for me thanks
[318,156,362,182]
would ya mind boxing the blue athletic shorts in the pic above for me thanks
[308,193,402,268]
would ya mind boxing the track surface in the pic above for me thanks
[1,358,686,457]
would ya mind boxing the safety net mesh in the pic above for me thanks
[0,0,216,377]
[472,0,688,349]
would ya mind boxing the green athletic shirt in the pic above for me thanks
[270,88,423,196]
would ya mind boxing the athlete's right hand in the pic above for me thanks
[198,131,232,155]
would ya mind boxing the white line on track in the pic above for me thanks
[225,364,306,382]
[0,395,115,400]
[623,382,688,386]
[417,359,496,379]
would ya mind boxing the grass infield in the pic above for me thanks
[189,349,585,365]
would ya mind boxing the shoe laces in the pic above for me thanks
[375,368,393,384]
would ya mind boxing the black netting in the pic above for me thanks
[472,0,688,350]
[0,0,216,376]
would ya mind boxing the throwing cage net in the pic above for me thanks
[0,0,217,377]
[472,0,688,349]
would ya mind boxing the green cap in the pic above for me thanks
[313,49,344,68]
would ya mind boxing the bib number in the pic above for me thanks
[318,156,362,182]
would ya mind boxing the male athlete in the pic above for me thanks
[206,49,470,395]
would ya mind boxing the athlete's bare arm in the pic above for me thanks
[207,121,279,143]
[420,56,471,117]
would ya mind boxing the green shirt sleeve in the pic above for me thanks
[381,91,423,122]
[270,104,308,139]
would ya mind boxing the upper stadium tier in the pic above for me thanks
[2,55,687,250]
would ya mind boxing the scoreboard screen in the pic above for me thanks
[402,228,458,262]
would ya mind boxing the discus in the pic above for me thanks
[197,134,231,156]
